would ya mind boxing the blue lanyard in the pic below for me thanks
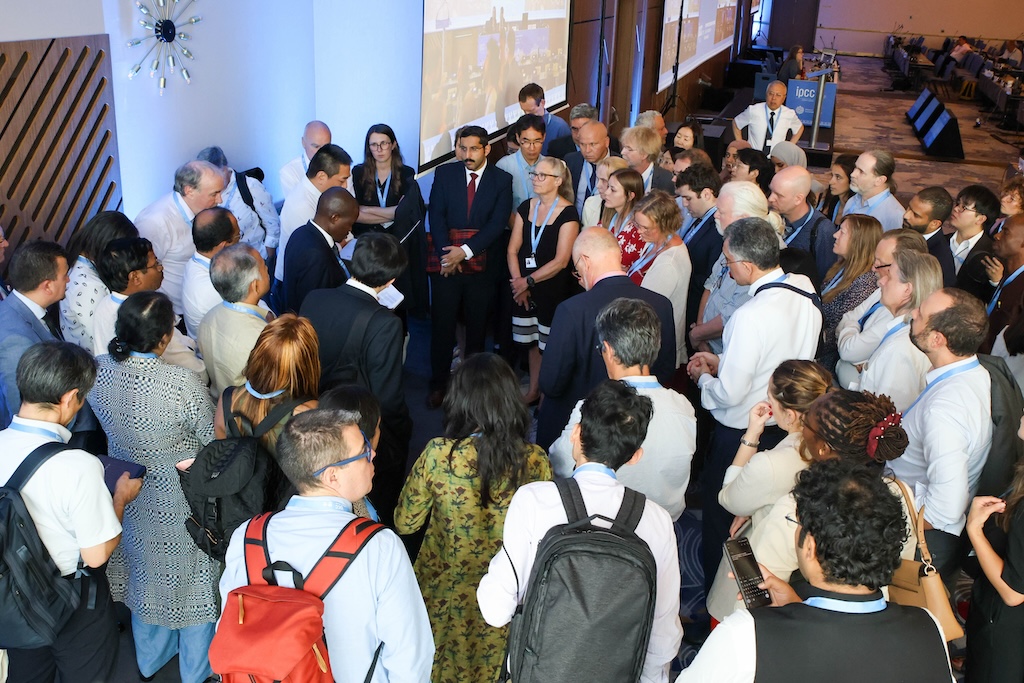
[301,154,309,172]
[804,595,887,614]
[627,240,669,277]
[191,255,210,269]
[622,378,661,389]
[821,268,845,295]
[904,359,981,416]
[831,201,842,223]
[173,193,192,225]
[874,321,907,353]
[245,380,286,400]
[222,177,236,208]
[375,172,392,208]
[643,169,652,193]
[857,301,883,331]
[8,421,66,442]
[129,351,158,359]
[573,462,617,479]
[515,152,536,201]
[988,263,1024,315]
[784,209,815,246]
[683,207,716,244]
[530,200,560,257]
[222,301,268,322]
[609,212,632,237]
[334,246,351,278]
[287,496,352,514]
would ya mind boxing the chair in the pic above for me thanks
[927,56,957,99]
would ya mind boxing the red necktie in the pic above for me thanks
[467,172,478,219]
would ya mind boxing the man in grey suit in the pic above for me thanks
[0,241,70,415]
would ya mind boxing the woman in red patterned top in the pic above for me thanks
[599,168,645,272]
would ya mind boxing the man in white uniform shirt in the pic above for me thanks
[844,150,905,233]
[550,297,697,521]
[197,146,280,260]
[134,160,225,315]
[687,216,822,594]
[279,120,331,197]
[890,287,992,583]
[732,81,803,155]
[181,207,240,338]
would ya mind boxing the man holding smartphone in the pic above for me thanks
[678,460,955,682]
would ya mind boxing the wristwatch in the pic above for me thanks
[526,276,536,289]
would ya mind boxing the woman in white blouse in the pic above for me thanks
[59,211,138,350]
[630,190,692,367]
[854,249,942,411]
[580,156,628,228]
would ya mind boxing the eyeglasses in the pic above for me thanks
[139,258,163,272]
[311,430,374,477]
[785,514,801,527]
[529,171,559,180]
[571,255,586,281]
[953,202,978,213]
[723,258,750,267]
[519,138,544,148]
[872,260,892,270]
[368,141,393,150]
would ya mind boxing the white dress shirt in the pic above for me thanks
[991,326,1024,392]
[134,192,195,314]
[548,377,697,520]
[220,495,434,683]
[181,254,222,338]
[581,194,603,228]
[59,256,108,351]
[278,152,309,198]
[843,188,905,233]
[640,245,693,366]
[950,230,985,274]
[699,269,822,428]
[835,289,894,388]
[890,356,992,534]
[853,317,930,412]
[222,170,281,255]
[733,103,802,151]
[276,176,322,281]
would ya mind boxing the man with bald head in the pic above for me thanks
[566,120,614,213]
[768,165,837,284]
[135,160,226,315]
[280,120,332,197]
[536,227,677,448]
[282,186,358,312]
[982,213,1024,352]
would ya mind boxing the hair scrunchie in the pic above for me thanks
[866,411,902,460]
[111,338,129,354]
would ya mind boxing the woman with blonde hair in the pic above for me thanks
[818,214,884,375]
[581,156,628,228]
[600,167,646,271]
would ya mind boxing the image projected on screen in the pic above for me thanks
[420,0,570,170]
[658,0,737,92]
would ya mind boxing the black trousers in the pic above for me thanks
[701,420,786,595]
[429,270,494,389]
[7,570,119,683]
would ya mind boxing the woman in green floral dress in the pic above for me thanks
[395,353,552,683]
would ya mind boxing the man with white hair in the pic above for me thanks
[636,110,669,141]
[732,81,803,154]
[134,160,225,315]
[279,120,332,197]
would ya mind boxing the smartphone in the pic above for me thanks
[724,537,772,609]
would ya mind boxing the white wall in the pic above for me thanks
[0,0,104,41]
[816,0,1024,56]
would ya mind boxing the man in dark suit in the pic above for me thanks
[902,186,957,287]
[566,121,616,216]
[675,165,725,346]
[549,103,623,160]
[0,241,69,416]
[620,125,675,195]
[982,214,1024,353]
[282,187,358,313]
[427,125,513,406]
[950,184,1000,303]
[536,227,676,449]
[301,233,411,525]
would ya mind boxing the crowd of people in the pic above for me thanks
[3,75,1024,683]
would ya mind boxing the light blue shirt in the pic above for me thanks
[843,188,905,233]
[496,150,539,212]
[219,496,434,682]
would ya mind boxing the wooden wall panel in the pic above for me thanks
[0,34,122,252]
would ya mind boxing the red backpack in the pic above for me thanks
[210,511,386,682]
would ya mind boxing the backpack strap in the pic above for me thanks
[243,512,275,586]
[613,487,647,533]
[221,386,244,438]
[554,477,588,524]
[251,396,308,439]
[328,305,382,387]
[757,282,823,311]
[808,214,826,253]
[223,385,306,440]
[233,170,266,234]
[303,517,386,599]
[5,441,75,490]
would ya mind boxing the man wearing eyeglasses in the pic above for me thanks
[497,114,547,219]
[219,409,434,682]
[948,184,1000,303]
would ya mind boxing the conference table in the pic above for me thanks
[893,47,934,90]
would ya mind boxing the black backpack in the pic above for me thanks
[501,478,658,683]
[0,442,80,649]
[178,387,303,561]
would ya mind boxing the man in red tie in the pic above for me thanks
[426,125,513,407]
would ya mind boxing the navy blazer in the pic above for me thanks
[536,275,677,449]
[0,293,56,412]
[684,211,725,330]
[556,135,622,163]
[651,165,676,194]
[926,230,957,288]
[956,231,996,303]
[427,162,512,262]
[282,222,347,313]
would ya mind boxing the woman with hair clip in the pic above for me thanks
[395,353,551,683]
[818,214,884,376]
[732,148,775,199]
[706,360,833,622]
[600,167,646,271]
[214,314,319,507]
[817,153,857,223]
[852,249,941,410]
[965,414,1024,682]
[507,155,580,404]
[88,291,219,683]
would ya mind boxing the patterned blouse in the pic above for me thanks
[89,354,218,628]
[820,271,879,377]
[59,257,108,351]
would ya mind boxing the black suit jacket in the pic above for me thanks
[955,231,996,303]
[926,230,957,288]
[282,222,347,313]
[684,211,725,331]
[651,165,676,194]
[565,151,622,201]
[536,275,677,448]
[427,162,512,264]
[551,135,622,161]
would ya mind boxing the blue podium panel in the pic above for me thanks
[785,81,838,128]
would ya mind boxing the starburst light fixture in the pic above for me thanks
[126,0,202,95]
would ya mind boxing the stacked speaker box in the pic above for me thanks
[905,88,965,159]
[907,89,935,121]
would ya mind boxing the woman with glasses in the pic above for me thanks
[507,156,580,404]
[818,214,884,377]
[88,291,219,683]
[350,123,416,238]
[581,156,628,228]
[600,167,646,271]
